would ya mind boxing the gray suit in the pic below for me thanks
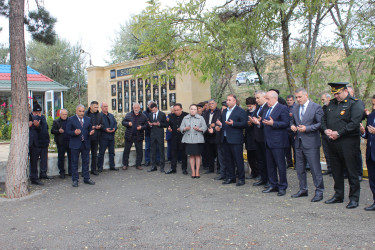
[291,100,324,196]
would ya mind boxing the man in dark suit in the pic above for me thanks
[216,94,247,186]
[66,104,95,187]
[203,99,222,174]
[252,90,290,196]
[290,88,325,202]
[245,97,259,179]
[286,95,297,168]
[84,101,103,175]
[214,101,228,180]
[147,102,168,172]
[361,111,375,211]
[51,109,71,178]
[321,93,332,175]
[97,102,118,171]
[29,103,53,185]
[165,103,188,174]
[251,90,269,187]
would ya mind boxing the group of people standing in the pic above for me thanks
[28,81,375,211]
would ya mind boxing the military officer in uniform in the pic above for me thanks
[321,82,363,209]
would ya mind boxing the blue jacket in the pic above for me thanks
[220,105,247,144]
[66,115,92,150]
[262,103,290,149]
[100,112,117,140]
[364,112,375,161]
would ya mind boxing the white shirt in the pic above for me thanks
[299,100,309,120]
[266,101,278,118]
[76,115,84,124]
[224,105,236,136]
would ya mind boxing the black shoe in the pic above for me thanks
[148,167,157,172]
[246,174,257,180]
[191,175,196,178]
[31,179,44,185]
[97,169,103,173]
[84,179,95,185]
[182,170,188,175]
[364,203,375,211]
[109,168,119,171]
[204,170,214,174]
[143,162,151,166]
[277,190,286,196]
[311,195,323,202]
[325,196,343,204]
[236,180,245,186]
[291,190,308,198]
[346,200,358,209]
[215,176,225,180]
[91,170,99,176]
[72,180,78,187]
[156,162,161,166]
[40,175,54,180]
[165,169,176,174]
[264,183,271,189]
[160,168,165,173]
[322,170,332,175]
[253,180,266,186]
[196,175,200,179]
[262,187,279,193]
[59,174,65,179]
[222,179,236,185]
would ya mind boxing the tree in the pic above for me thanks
[26,38,87,114]
[1,0,56,198]
[0,43,9,64]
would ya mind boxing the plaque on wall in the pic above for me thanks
[110,69,116,79]
[111,84,116,96]
[125,101,129,112]
[117,81,122,90]
[112,99,116,110]
[169,93,176,106]
[161,98,167,111]
[124,89,129,100]
[138,89,143,102]
[131,79,136,90]
[118,100,123,113]
[169,77,176,90]
[131,90,136,102]
[139,101,144,111]
[145,78,151,90]
[161,84,167,99]
[138,78,143,89]
[124,80,129,89]
[153,85,159,103]
[145,88,151,103]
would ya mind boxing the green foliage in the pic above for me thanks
[113,112,125,148]
[0,43,9,64]
[26,7,57,45]
[26,37,88,114]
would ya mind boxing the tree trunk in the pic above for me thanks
[281,14,296,94]
[363,54,375,101]
[6,0,29,198]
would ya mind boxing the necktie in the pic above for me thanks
[265,107,272,119]
[154,113,157,121]
[257,105,263,116]
[79,118,84,141]
[300,105,305,120]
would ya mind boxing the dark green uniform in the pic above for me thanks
[321,94,363,202]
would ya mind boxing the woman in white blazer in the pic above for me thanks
[180,104,207,178]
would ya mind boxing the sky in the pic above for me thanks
[0,0,179,66]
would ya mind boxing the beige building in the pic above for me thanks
[87,58,210,113]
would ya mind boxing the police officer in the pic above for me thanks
[321,82,363,209]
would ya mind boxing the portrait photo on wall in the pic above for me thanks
[112,98,116,110]
[153,85,159,102]
[161,85,167,98]
[169,93,176,106]
[169,77,176,90]
[139,101,144,111]
[138,78,143,89]
[111,84,116,96]
[138,89,144,101]
[125,101,129,112]
[117,81,122,90]
[118,100,123,113]
[124,80,129,89]
[124,90,129,100]
[145,78,151,90]
[131,79,136,90]
[131,90,136,102]
[161,98,167,111]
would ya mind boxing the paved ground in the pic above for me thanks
[0,165,374,249]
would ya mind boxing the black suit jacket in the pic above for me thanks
[203,108,221,144]
[220,106,247,144]
[252,104,267,143]
[148,110,167,140]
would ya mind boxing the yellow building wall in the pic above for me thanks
[87,58,211,114]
